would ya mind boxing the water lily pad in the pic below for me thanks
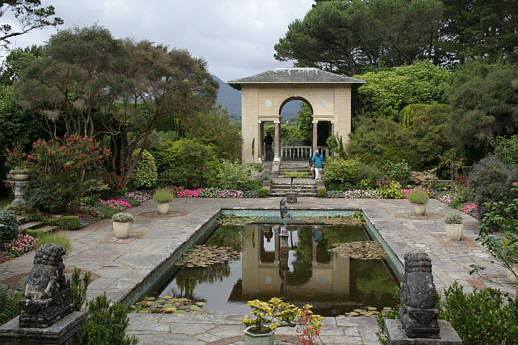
[133,295,208,315]
[217,214,260,226]
[175,245,240,268]
[329,241,386,260]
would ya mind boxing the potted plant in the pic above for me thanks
[112,212,134,239]
[242,298,323,345]
[152,189,174,215]
[408,189,429,216]
[444,214,463,241]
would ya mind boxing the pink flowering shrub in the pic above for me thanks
[123,191,150,203]
[327,189,382,198]
[218,189,243,198]
[176,188,247,198]
[177,188,204,198]
[1,234,36,261]
[461,203,479,217]
[99,199,133,209]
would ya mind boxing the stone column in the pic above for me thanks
[312,120,318,152]
[274,119,281,162]
[330,121,334,137]
[257,121,263,162]
[10,180,28,207]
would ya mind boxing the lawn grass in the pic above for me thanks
[33,233,71,253]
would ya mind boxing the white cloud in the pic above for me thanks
[7,0,313,80]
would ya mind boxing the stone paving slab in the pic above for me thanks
[1,197,516,344]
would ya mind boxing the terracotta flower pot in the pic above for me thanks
[156,202,170,215]
[244,326,275,345]
[445,223,463,241]
[113,221,131,239]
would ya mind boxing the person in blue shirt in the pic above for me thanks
[312,149,323,180]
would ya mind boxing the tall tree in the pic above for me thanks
[14,26,128,138]
[0,45,42,85]
[446,63,518,162]
[0,0,63,49]
[277,0,518,73]
[102,41,218,188]
[439,0,518,67]
[13,26,218,190]
[274,0,444,75]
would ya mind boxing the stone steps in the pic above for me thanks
[26,225,59,236]
[270,192,317,197]
[271,185,317,190]
[275,162,317,195]
[271,178,318,196]
[19,221,45,233]
[279,167,311,171]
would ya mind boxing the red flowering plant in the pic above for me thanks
[5,142,29,170]
[23,135,112,208]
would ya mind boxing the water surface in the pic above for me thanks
[154,224,398,316]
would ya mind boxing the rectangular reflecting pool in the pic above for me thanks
[144,220,399,317]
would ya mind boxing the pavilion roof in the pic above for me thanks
[228,67,365,90]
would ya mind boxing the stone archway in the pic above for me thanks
[228,68,365,163]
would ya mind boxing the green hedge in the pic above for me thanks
[154,139,219,188]
[323,157,381,190]
[59,216,81,230]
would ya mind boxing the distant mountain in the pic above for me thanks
[213,75,301,122]
[214,75,241,121]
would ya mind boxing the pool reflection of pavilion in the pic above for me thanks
[238,225,350,302]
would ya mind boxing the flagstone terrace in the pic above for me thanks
[0,197,514,344]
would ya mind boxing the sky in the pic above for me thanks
[7,0,314,81]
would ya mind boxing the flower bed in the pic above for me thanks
[433,189,479,218]
[1,234,36,262]
[327,189,383,198]
[176,188,255,198]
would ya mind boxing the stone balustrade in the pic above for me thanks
[280,146,329,160]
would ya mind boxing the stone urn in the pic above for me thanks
[113,221,131,239]
[10,168,30,181]
[445,223,463,241]
[413,203,427,216]
[8,168,30,207]
[156,202,170,215]
[244,326,275,345]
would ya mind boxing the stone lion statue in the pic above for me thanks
[19,243,72,328]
